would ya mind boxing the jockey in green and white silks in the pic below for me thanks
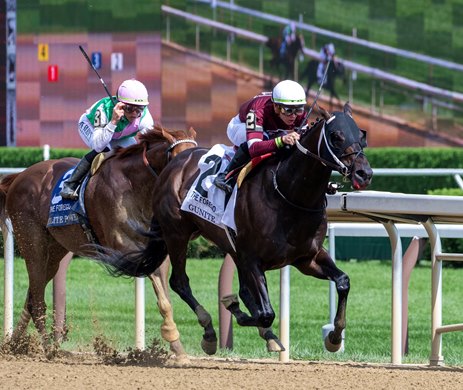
[60,79,154,200]
[79,94,153,152]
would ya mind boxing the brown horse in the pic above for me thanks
[267,34,305,80]
[97,103,373,355]
[0,124,197,360]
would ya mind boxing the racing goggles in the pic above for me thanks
[123,104,145,115]
[278,105,305,116]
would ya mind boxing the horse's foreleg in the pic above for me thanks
[220,293,255,326]
[294,250,349,353]
[9,306,31,342]
[148,267,189,364]
[222,265,283,352]
[258,326,285,352]
[325,272,349,351]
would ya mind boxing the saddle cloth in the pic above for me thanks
[180,144,238,232]
[47,168,88,228]
[180,145,274,233]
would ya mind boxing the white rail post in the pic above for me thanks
[2,218,14,339]
[423,219,444,365]
[135,277,145,349]
[279,265,290,362]
[382,220,402,365]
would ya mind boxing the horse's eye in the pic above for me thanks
[330,131,344,147]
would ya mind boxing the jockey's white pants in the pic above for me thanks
[226,114,247,147]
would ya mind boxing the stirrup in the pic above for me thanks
[60,185,79,200]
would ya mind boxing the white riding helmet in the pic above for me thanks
[326,43,335,56]
[272,80,306,106]
[117,79,149,106]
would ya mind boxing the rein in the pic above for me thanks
[142,138,198,177]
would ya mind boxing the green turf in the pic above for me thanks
[1,257,462,365]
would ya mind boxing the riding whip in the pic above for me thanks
[298,59,332,131]
[79,45,117,105]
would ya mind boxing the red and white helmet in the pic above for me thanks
[117,79,149,106]
[272,80,306,106]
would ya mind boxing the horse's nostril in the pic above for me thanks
[355,170,372,184]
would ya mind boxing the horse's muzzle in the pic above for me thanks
[351,163,373,190]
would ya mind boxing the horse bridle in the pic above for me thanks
[143,138,198,177]
[272,116,365,212]
[295,116,365,177]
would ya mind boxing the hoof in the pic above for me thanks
[267,338,285,353]
[201,337,217,355]
[220,294,239,309]
[324,332,343,353]
[167,353,191,367]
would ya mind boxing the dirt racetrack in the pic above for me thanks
[1,353,463,390]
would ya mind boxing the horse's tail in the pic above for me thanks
[0,173,19,221]
[97,218,168,278]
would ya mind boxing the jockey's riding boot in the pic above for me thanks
[214,143,251,195]
[59,157,92,200]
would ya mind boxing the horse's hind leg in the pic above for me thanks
[15,232,67,356]
[294,249,349,352]
[167,239,218,355]
[147,265,189,364]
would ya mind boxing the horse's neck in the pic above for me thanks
[145,142,168,175]
[277,132,332,206]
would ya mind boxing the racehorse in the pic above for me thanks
[267,34,305,80]
[0,124,197,361]
[96,103,373,355]
[302,60,346,106]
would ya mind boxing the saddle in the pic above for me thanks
[236,153,273,187]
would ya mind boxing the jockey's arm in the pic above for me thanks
[89,102,125,152]
[91,124,116,152]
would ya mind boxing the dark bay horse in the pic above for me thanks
[0,124,197,361]
[97,103,373,355]
[267,34,305,80]
[302,60,346,106]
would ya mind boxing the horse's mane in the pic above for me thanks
[114,123,187,158]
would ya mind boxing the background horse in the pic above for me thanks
[97,103,373,355]
[302,60,346,106]
[0,124,196,361]
[267,34,305,80]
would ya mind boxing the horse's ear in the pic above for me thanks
[343,102,353,118]
[161,127,175,143]
[188,126,197,139]
[318,105,332,120]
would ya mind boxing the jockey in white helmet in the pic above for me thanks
[60,79,154,200]
[215,79,307,194]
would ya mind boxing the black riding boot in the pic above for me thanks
[214,143,251,194]
[60,152,95,200]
